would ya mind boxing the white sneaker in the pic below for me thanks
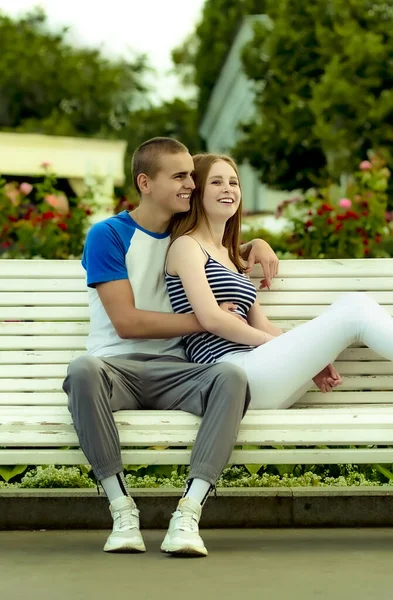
[103,496,146,553]
[160,497,208,556]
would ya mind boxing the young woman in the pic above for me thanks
[165,153,393,410]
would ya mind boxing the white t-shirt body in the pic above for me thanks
[82,210,185,359]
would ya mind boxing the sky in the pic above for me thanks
[0,0,205,100]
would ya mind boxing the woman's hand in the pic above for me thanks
[313,364,343,393]
[240,239,279,289]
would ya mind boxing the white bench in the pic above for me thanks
[1,258,393,469]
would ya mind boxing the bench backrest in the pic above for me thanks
[1,258,393,409]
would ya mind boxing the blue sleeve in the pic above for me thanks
[82,221,129,287]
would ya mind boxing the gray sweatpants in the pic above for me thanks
[63,353,250,485]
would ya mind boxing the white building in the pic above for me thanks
[199,16,296,214]
[0,132,127,223]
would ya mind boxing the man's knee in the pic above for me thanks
[63,355,105,396]
[212,362,248,396]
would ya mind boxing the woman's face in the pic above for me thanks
[202,160,241,222]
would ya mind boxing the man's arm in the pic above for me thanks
[97,279,203,339]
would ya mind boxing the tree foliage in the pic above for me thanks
[235,0,393,190]
[172,0,267,117]
[0,8,147,137]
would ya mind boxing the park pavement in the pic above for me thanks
[1,528,393,600]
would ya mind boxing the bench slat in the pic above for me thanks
[2,375,393,392]
[0,260,84,279]
[1,447,393,466]
[252,259,393,278]
[3,305,392,321]
[3,290,393,308]
[3,258,393,278]
[257,291,393,304]
[1,428,392,446]
[0,348,385,365]
[251,277,393,291]
[2,361,392,380]
[0,322,89,335]
[1,279,86,292]
[0,307,90,321]
[1,390,392,407]
[3,407,393,424]
[3,276,393,293]
[0,351,84,364]
[1,336,87,350]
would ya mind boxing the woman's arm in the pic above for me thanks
[167,236,271,347]
[247,300,284,337]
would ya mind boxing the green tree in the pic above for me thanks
[235,0,393,190]
[0,8,147,137]
[172,0,266,118]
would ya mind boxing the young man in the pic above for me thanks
[63,137,279,557]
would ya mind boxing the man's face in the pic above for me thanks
[146,152,195,216]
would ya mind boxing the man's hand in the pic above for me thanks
[241,239,279,289]
[220,302,246,322]
[313,364,343,393]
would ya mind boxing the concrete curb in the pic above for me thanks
[1,487,393,530]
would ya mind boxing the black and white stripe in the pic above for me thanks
[166,254,257,364]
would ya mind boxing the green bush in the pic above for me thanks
[279,155,392,259]
[1,463,392,489]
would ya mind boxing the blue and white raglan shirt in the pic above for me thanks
[82,210,185,359]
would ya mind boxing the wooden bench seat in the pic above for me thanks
[1,258,393,467]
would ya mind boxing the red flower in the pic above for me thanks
[8,215,18,222]
[346,210,359,220]
[305,220,313,228]
[84,209,92,216]
[336,215,346,221]
[1,241,11,249]
[327,217,334,225]
[362,211,369,217]
[58,222,68,231]
[321,203,334,212]
[335,224,343,231]
[42,211,55,220]
[362,238,369,246]
[364,248,370,255]
[375,234,382,244]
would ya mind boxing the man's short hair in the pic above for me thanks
[132,137,189,194]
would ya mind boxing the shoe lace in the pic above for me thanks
[114,506,139,532]
[178,509,199,533]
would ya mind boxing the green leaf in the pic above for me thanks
[0,465,28,483]
[372,464,393,481]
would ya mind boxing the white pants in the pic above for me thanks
[217,293,393,410]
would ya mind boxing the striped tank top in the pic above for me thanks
[165,245,257,364]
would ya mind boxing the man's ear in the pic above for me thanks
[137,173,150,194]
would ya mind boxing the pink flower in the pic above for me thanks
[339,198,352,208]
[19,182,33,195]
[41,161,51,168]
[44,193,69,215]
[359,160,372,170]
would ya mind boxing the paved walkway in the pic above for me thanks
[2,529,393,600]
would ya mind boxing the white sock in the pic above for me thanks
[100,473,130,504]
[184,478,211,505]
